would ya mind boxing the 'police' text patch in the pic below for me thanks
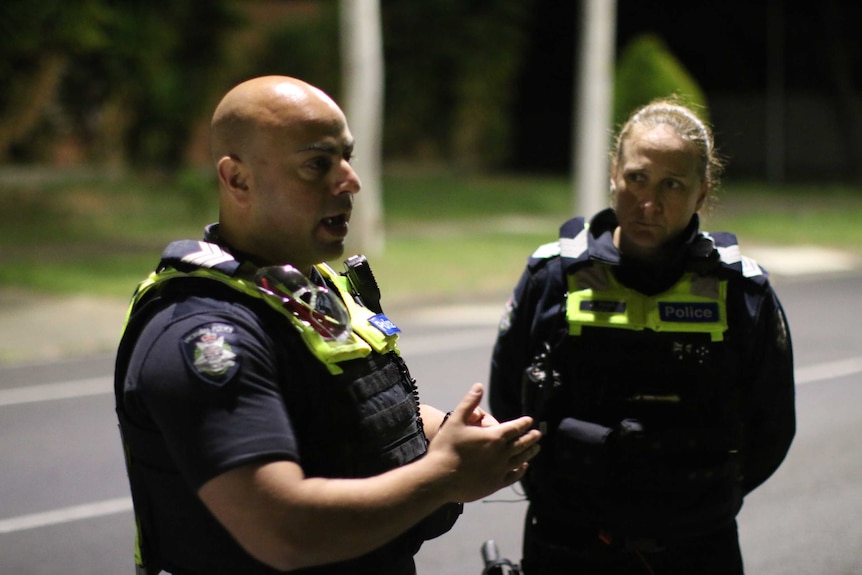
[659,302,720,323]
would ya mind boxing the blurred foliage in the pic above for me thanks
[1,1,715,174]
[0,0,537,171]
[248,0,537,170]
[613,33,708,128]
[243,1,343,98]
[382,0,536,170]
[0,0,240,167]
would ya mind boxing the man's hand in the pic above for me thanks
[199,384,540,572]
[467,404,498,427]
[426,383,541,503]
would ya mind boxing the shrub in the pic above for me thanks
[613,33,708,127]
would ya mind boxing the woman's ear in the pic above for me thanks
[694,180,708,211]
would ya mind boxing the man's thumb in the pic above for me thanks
[454,383,484,422]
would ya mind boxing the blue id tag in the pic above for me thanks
[368,313,401,336]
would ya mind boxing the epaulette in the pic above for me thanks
[702,231,770,286]
[527,216,590,271]
[158,240,242,276]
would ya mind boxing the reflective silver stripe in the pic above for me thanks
[532,241,561,259]
[715,242,741,264]
[560,228,589,259]
[740,255,764,278]
[711,236,764,278]
[180,241,235,268]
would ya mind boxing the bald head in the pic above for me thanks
[210,76,344,166]
[207,76,360,271]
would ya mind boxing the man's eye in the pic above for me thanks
[308,157,333,172]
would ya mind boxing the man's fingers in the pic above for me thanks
[452,383,484,423]
[500,416,537,442]
[502,463,530,487]
[509,443,541,467]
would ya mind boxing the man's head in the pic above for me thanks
[211,76,361,274]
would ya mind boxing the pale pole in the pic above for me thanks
[572,0,617,218]
[340,0,385,257]
[766,0,785,183]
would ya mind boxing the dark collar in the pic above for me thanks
[584,209,708,295]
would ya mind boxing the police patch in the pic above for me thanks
[181,322,240,386]
[659,302,720,323]
[498,296,516,334]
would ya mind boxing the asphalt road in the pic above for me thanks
[1,270,861,575]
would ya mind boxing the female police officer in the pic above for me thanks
[489,99,795,574]
[115,76,541,575]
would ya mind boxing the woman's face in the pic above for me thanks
[611,124,707,260]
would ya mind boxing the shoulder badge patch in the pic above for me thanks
[498,296,516,334]
[181,322,240,387]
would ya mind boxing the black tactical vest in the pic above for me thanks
[522,220,751,540]
[115,242,459,574]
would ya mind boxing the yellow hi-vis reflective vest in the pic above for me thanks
[115,245,456,574]
[566,265,729,342]
[124,259,399,375]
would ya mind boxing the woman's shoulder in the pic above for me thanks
[699,230,771,287]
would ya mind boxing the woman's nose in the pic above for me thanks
[638,186,661,213]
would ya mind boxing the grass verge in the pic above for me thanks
[1,168,860,305]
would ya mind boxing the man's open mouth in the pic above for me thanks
[322,214,348,226]
[321,214,350,236]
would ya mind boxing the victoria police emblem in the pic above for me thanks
[181,322,240,386]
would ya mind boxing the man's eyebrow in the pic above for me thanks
[297,139,355,153]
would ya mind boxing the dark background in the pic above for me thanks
[513,0,862,179]
[2,0,859,181]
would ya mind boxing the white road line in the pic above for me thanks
[0,330,497,408]
[0,376,111,407]
[1,352,860,409]
[0,497,132,534]
[795,357,862,385]
[0,355,858,534]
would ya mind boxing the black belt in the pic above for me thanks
[597,529,666,553]
[531,513,668,554]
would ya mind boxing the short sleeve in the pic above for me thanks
[126,297,299,490]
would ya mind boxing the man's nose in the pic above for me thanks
[336,160,362,195]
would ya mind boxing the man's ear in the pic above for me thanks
[217,156,251,205]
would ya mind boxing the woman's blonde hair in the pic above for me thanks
[612,97,725,198]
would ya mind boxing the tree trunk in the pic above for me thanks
[0,53,66,161]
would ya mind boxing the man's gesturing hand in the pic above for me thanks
[427,383,541,503]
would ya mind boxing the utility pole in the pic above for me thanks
[340,0,385,257]
[572,0,617,217]
[766,0,785,183]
